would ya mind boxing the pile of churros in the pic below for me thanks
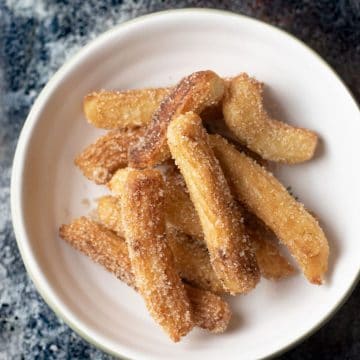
[59,70,329,342]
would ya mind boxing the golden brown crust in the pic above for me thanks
[59,217,231,333]
[167,112,260,294]
[97,194,225,294]
[74,127,145,184]
[210,134,329,284]
[205,117,268,167]
[121,169,193,341]
[222,74,318,163]
[128,70,225,168]
[83,88,171,129]
[84,88,223,131]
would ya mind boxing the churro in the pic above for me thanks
[75,127,144,184]
[128,70,225,168]
[60,68,330,342]
[84,88,170,129]
[121,169,192,341]
[167,112,260,294]
[59,217,231,333]
[223,74,318,163]
[210,134,329,284]
[84,88,223,130]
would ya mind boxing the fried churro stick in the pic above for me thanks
[223,74,318,163]
[121,169,192,341]
[210,134,329,284]
[164,166,294,280]
[128,70,225,168]
[167,112,260,294]
[185,284,230,334]
[59,217,231,333]
[84,88,171,129]
[84,89,223,130]
[75,127,145,184]
[97,195,225,294]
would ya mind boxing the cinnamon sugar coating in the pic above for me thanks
[75,127,144,184]
[121,169,193,341]
[210,134,329,284]
[167,112,260,294]
[223,74,318,163]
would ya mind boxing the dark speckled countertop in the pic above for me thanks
[0,1,359,359]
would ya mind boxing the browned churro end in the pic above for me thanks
[184,284,231,334]
[128,70,225,169]
[59,217,135,288]
[75,127,145,184]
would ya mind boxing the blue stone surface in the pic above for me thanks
[0,1,359,359]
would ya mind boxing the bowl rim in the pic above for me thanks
[10,8,360,360]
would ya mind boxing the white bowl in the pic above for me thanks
[11,9,360,360]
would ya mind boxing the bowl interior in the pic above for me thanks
[12,10,360,360]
